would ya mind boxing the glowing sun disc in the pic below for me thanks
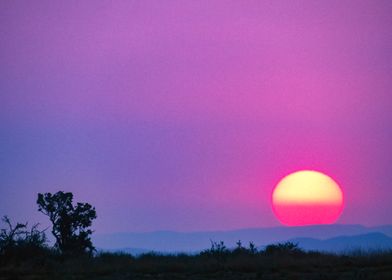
[272,170,344,226]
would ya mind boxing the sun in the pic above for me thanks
[272,170,344,226]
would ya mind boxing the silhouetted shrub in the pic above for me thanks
[200,240,229,258]
[264,241,304,256]
[0,216,48,261]
[232,240,258,256]
[248,241,257,254]
[0,216,27,254]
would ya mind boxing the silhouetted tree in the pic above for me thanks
[37,191,96,255]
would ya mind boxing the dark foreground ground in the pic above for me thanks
[1,249,392,280]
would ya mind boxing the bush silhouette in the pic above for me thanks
[200,240,229,257]
[37,191,97,255]
[0,216,27,254]
[265,241,304,256]
[0,216,48,261]
[232,240,258,256]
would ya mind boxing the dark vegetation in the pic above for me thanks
[1,191,392,279]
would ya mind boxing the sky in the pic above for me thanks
[1,0,392,233]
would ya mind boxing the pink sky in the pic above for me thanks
[1,0,392,233]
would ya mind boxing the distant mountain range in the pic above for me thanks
[289,232,392,253]
[93,224,392,254]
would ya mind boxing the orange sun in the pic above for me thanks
[272,170,344,226]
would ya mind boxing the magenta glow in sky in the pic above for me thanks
[1,0,392,233]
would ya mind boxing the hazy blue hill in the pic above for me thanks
[93,224,392,252]
[372,225,392,236]
[289,232,392,253]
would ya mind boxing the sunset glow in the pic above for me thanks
[1,0,392,232]
[272,171,344,226]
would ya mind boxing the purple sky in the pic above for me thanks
[1,0,392,233]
